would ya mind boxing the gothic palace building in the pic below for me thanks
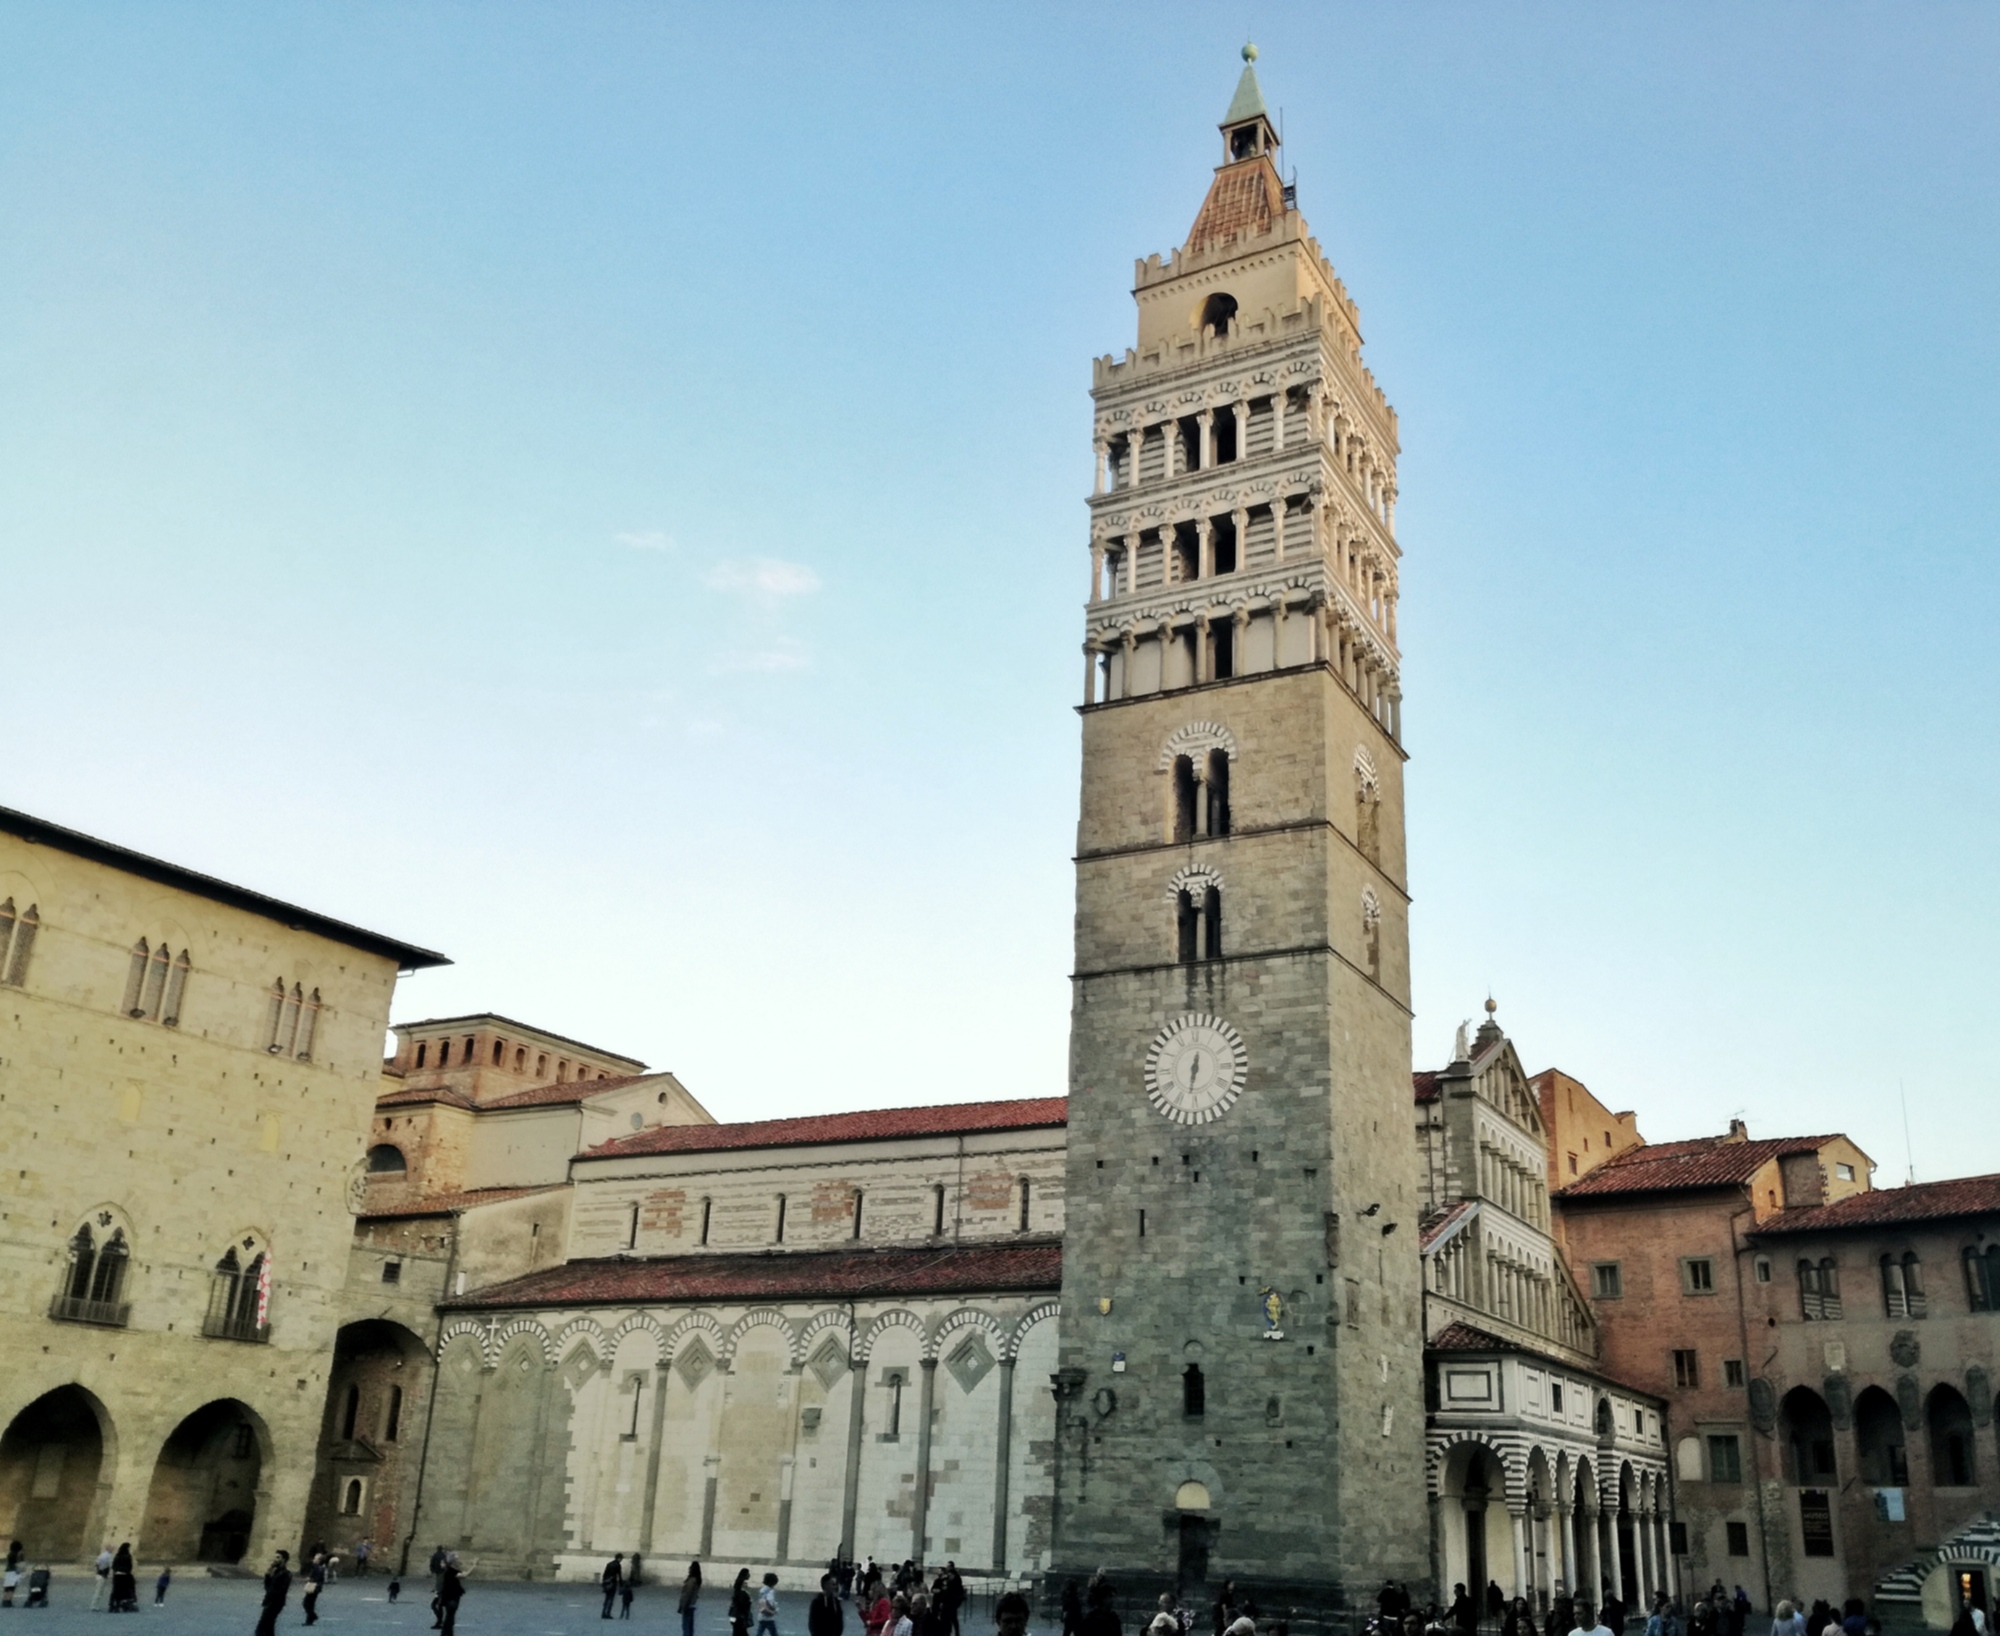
[6,51,2000,1627]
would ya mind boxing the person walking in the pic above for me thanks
[303,1551,328,1625]
[355,1538,372,1577]
[680,1563,705,1636]
[621,1573,637,1621]
[812,1573,847,1636]
[730,1569,756,1636]
[90,1545,113,1611]
[438,1557,465,1636]
[759,1573,783,1636]
[253,1550,292,1636]
[1,1564,17,1608]
[154,1566,172,1606]
[863,1578,894,1636]
[110,1541,138,1610]
[602,1553,627,1620]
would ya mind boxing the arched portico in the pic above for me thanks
[305,1318,432,1564]
[0,1385,116,1560]
[138,1399,272,1565]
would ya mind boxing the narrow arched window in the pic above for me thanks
[437,1038,451,1068]
[774,1194,788,1244]
[932,1183,946,1236]
[698,1197,712,1246]
[162,950,190,1027]
[265,981,286,1050]
[414,1041,427,1069]
[492,1039,505,1066]
[1903,1252,1925,1317]
[1018,1178,1032,1232]
[0,901,38,987]
[535,1053,548,1078]
[1881,1254,1907,1318]
[1172,756,1197,842]
[852,1189,865,1240]
[1819,1256,1841,1319]
[1206,750,1231,835]
[1200,293,1238,337]
[340,1478,363,1516]
[65,1225,97,1302]
[295,991,320,1060]
[342,1383,361,1439]
[513,1047,526,1071]
[280,984,302,1051]
[1203,887,1222,960]
[1183,1363,1206,1417]
[383,1384,403,1442]
[1177,890,1199,964]
[89,1230,128,1306]
[142,942,171,1019]
[123,940,150,1015]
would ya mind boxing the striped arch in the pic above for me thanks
[1005,1301,1060,1361]
[724,1308,799,1367]
[925,1307,1007,1361]
[438,1321,492,1367]
[552,1317,607,1365]
[609,1312,666,1365]
[666,1311,728,1359]
[859,1309,929,1362]
[1166,864,1224,905]
[494,1318,555,1367]
[798,1310,855,1356]
[1354,745,1379,790]
[1157,721,1237,771]
[1425,1431,1527,1506]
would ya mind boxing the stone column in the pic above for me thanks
[1606,1500,1625,1609]
[1273,387,1288,452]
[1090,539,1105,603]
[1272,498,1287,563]
[839,1357,867,1558]
[1233,605,1250,676]
[910,1358,938,1563]
[1231,506,1249,573]
[1194,615,1212,690]
[1082,643,1098,707]
[1197,517,1214,581]
[1199,407,1215,468]
[1513,1508,1532,1599]
[1124,535,1138,596]
[639,1362,672,1555]
[1119,628,1136,701]
[1555,1499,1574,1599]
[1637,1505,1655,1605]
[1093,438,1108,496]
[1577,1500,1598,1608]
[990,1356,1016,1571]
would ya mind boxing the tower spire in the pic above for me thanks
[1222,42,1270,129]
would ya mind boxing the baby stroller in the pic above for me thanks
[25,1567,51,1607]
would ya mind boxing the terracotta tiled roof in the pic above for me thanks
[1186,160,1285,254]
[1752,1173,2000,1235]
[1430,1320,1529,1354]
[480,1073,656,1111]
[375,1084,478,1111]
[1421,1200,1476,1249]
[1413,1070,1442,1104]
[357,1184,564,1221]
[1558,1133,1843,1199]
[443,1240,1064,1310]
[584,1097,1068,1160]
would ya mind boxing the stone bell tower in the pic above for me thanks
[1050,48,1430,1606]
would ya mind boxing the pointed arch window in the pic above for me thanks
[123,937,192,1025]
[204,1246,271,1343]
[0,900,39,987]
[1965,1245,2000,1312]
[266,979,323,1059]
[51,1219,131,1326]
[1881,1252,1926,1319]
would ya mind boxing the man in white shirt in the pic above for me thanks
[1571,1607,1613,1636]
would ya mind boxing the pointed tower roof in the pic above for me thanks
[1222,52,1270,128]
[1185,46,1287,257]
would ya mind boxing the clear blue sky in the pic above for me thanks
[5,4,1996,1181]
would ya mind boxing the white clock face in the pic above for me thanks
[1144,1012,1248,1125]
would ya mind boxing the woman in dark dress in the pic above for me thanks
[110,1543,138,1612]
[732,1568,756,1636]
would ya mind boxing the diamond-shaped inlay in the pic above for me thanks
[944,1332,995,1395]
[808,1338,849,1391]
[675,1337,715,1391]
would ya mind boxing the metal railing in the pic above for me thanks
[202,1311,271,1344]
[48,1292,130,1327]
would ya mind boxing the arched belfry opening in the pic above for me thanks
[1200,293,1239,337]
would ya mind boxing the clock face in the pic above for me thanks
[1144,1012,1248,1125]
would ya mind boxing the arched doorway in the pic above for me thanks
[138,1400,268,1564]
[1441,1443,1515,1601]
[0,1386,113,1560]
[305,1319,432,1563]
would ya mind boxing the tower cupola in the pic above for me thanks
[1219,44,1279,163]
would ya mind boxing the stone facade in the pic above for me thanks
[0,805,443,1568]
[1053,54,1429,1608]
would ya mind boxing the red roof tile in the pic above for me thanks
[1186,160,1285,254]
[480,1073,656,1111]
[584,1097,1068,1160]
[375,1084,478,1111]
[1431,1320,1529,1354]
[1413,1070,1441,1104]
[1558,1133,1843,1199]
[357,1184,564,1221]
[1751,1173,2000,1235]
[444,1240,1063,1309]
[1421,1200,1476,1249]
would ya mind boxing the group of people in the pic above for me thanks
[1360,1580,1887,1636]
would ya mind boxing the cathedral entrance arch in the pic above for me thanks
[0,1385,114,1560]
[138,1399,269,1564]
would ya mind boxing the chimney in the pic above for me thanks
[1725,1119,1749,1143]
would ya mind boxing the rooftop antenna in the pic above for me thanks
[1899,1080,1915,1186]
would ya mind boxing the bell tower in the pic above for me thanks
[1051,48,1430,1606]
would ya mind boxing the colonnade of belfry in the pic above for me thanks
[1080,285,1406,743]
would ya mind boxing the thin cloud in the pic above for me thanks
[615,529,675,552]
[713,639,811,674]
[703,557,821,597]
